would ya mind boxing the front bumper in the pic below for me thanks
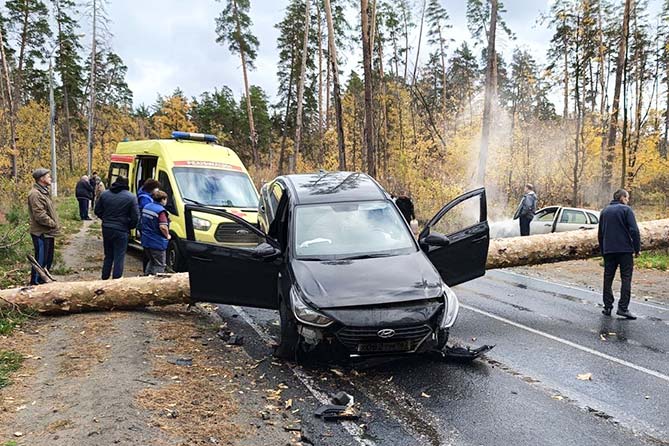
[297,300,445,357]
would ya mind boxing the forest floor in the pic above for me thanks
[0,219,303,446]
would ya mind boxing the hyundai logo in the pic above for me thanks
[377,329,396,338]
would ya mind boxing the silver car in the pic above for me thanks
[490,206,600,238]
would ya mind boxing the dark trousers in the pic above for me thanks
[30,234,55,285]
[519,216,532,236]
[603,253,634,311]
[102,228,129,280]
[77,198,90,220]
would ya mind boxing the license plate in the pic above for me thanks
[357,341,413,353]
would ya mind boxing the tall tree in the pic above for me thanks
[324,0,346,170]
[0,20,18,179]
[426,0,451,132]
[5,0,51,178]
[658,0,669,158]
[52,0,84,172]
[471,0,498,186]
[361,0,376,176]
[292,0,311,172]
[216,0,260,164]
[601,0,632,199]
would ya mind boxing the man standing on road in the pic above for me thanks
[95,176,139,280]
[598,189,640,320]
[515,183,537,236]
[140,190,171,275]
[75,175,94,220]
[27,168,60,285]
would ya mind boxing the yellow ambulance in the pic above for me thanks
[107,131,259,271]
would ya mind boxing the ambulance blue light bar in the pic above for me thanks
[171,131,218,143]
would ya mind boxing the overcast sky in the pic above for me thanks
[102,0,650,108]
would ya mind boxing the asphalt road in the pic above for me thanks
[216,270,668,446]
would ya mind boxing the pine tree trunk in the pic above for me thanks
[292,0,311,173]
[278,46,296,176]
[324,0,346,170]
[55,8,75,173]
[87,0,97,177]
[316,0,324,163]
[233,0,258,165]
[3,220,669,315]
[361,0,376,176]
[0,26,17,180]
[476,0,498,186]
[602,0,632,200]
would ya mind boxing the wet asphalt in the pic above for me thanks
[216,270,669,446]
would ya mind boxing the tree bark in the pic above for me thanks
[602,0,632,200]
[361,0,376,176]
[324,0,346,170]
[233,0,258,166]
[3,221,669,315]
[0,25,17,180]
[486,219,669,270]
[292,0,311,173]
[87,0,97,177]
[476,0,498,187]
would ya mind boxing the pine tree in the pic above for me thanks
[215,0,260,164]
[52,0,84,172]
[426,0,451,130]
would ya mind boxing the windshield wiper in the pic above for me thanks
[338,253,395,260]
[183,197,206,206]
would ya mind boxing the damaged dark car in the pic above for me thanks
[183,172,489,358]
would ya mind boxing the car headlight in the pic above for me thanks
[192,216,211,231]
[441,283,460,328]
[290,287,334,327]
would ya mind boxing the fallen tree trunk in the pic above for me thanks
[487,218,669,269]
[2,219,668,315]
[0,274,190,315]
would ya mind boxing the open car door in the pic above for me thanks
[183,205,281,309]
[418,188,489,287]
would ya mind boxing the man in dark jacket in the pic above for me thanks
[598,189,641,319]
[394,194,415,225]
[27,168,60,285]
[75,175,95,220]
[516,183,537,236]
[94,176,139,279]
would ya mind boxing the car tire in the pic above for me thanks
[166,236,187,272]
[275,297,299,360]
[436,328,449,351]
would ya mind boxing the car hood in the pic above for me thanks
[291,251,443,309]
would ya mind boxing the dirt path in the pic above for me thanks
[1,221,301,445]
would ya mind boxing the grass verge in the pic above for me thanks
[636,249,669,271]
[0,350,24,389]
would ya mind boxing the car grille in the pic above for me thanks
[336,324,433,353]
[214,222,261,244]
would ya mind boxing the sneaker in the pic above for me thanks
[616,309,637,320]
[602,308,612,316]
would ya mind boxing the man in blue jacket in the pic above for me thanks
[598,189,641,319]
[94,176,139,279]
[140,190,171,275]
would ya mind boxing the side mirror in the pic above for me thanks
[252,242,281,259]
[420,232,451,247]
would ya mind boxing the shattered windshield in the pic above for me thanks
[173,167,258,208]
[294,200,416,260]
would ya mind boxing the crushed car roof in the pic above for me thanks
[283,171,387,205]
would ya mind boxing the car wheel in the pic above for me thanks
[166,237,187,272]
[436,328,449,351]
[275,297,299,360]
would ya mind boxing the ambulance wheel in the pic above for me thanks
[167,237,187,272]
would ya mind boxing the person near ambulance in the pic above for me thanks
[94,176,139,279]
[27,168,60,285]
[140,190,171,275]
[137,179,161,211]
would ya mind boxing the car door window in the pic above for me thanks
[431,193,483,237]
[587,212,599,224]
[560,209,587,224]
[535,210,556,222]
[158,170,178,216]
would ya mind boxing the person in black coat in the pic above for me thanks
[598,189,641,319]
[75,175,95,220]
[94,176,139,279]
